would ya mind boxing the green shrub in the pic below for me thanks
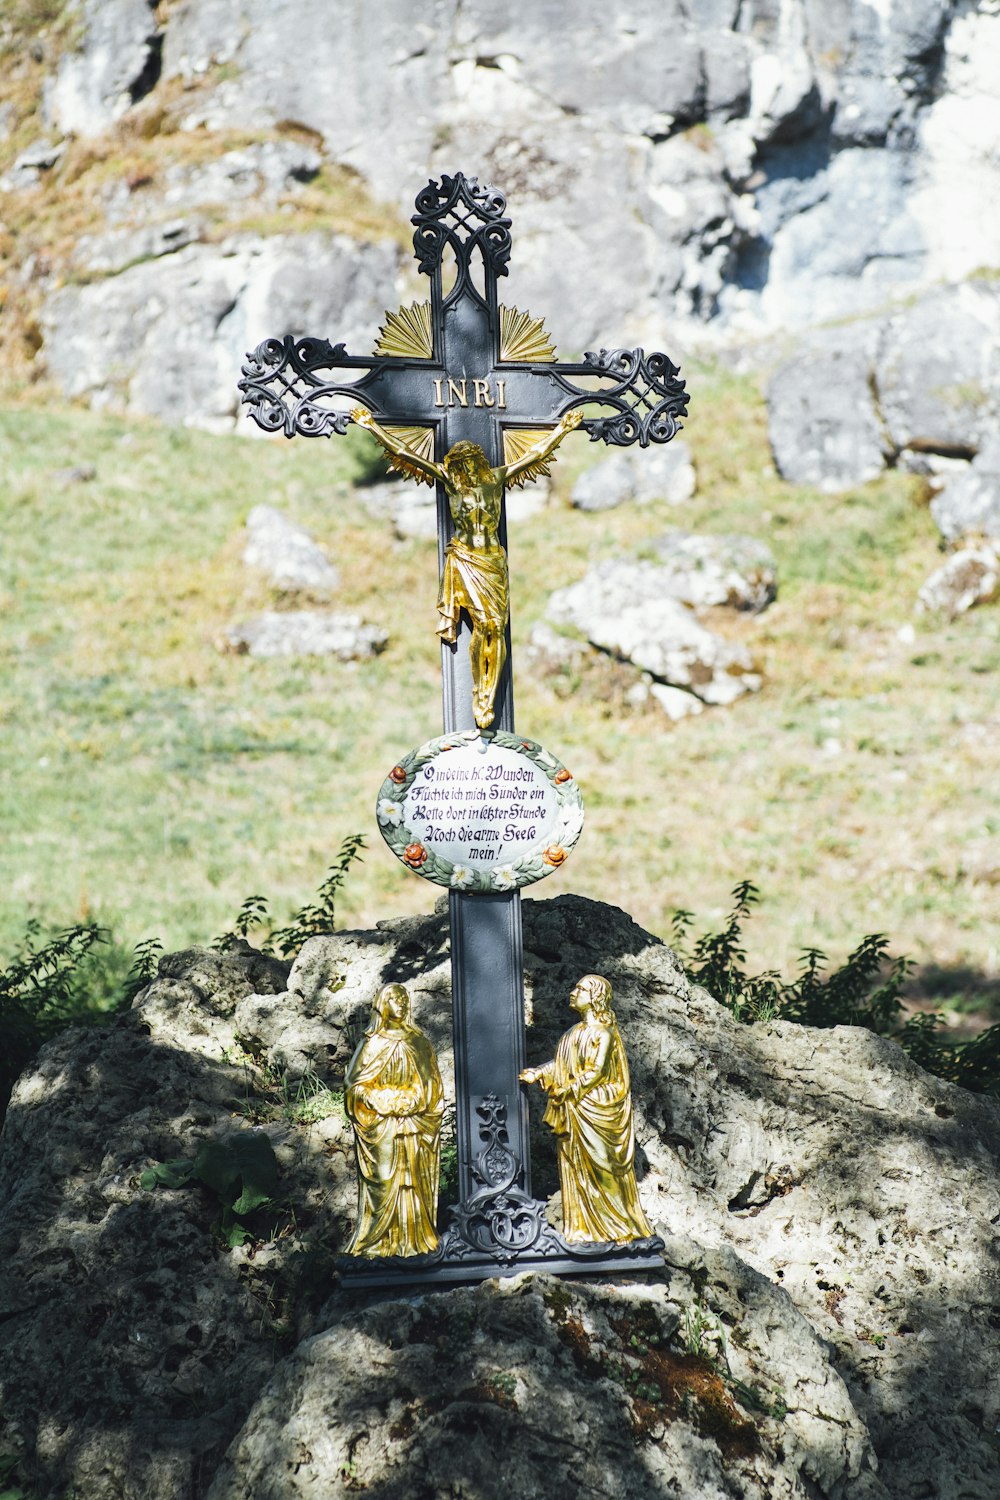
[0,922,134,1113]
[212,834,366,958]
[673,883,1000,1098]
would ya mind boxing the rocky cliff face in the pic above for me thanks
[2,0,998,431]
[1,897,998,1499]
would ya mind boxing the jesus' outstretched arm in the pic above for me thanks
[350,406,446,486]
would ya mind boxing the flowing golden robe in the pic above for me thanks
[345,1025,444,1257]
[437,533,509,728]
[538,1018,653,1245]
[437,535,509,638]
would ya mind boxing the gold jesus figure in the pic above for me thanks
[351,405,582,729]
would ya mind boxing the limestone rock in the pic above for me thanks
[767,282,1000,492]
[206,1263,881,1500]
[11,0,1000,431]
[0,138,64,192]
[73,218,201,276]
[16,1,1000,431]
[916,544,1000,618]
[523,620,589,672]
[242,505,339,598]
[648,531,777,612]
[41,234,403,430]
[73,142,325,277]
[547,553,765,705]
[2,896,998,1499]
[767,339,888,491]
[930,440,1000,543]
[224,610,387,660]
[358,479,435,542]
[44,0,162,136]
[874,282,1000,458]
[741,147,923,332]
[648,680,706,720]
[570,439,696,511]
[157,141,323,213]
[588,595,760,706]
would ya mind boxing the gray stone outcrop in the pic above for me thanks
[930,439,1000,544]
[223,610,387,660]
[7,1,997,426]
[917,544,1000,618]
[1,897,998,1498]
[570,440,696,511]
[545,540,773,712]
[766,339,889,493]
[44,0,162,137]
[40,234,402,431]
[242,505,339,597]
[647,531,777,612]
[766,282,1000,491]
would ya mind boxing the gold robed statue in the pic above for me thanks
[351,406,582,729]
[344,982,445,1258]
[520,974,654,1246]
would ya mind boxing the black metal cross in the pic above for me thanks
[239,172,687,1284]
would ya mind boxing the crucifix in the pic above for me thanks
[239,172,688,1285]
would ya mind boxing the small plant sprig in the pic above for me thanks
[122,935,163,1002]
[270,834,366,956]
[212,834,366,959]
[140,1131,281,1248]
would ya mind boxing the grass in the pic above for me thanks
[1,363,998,1019]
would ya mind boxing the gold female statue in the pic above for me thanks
[351,406,582,729]
[520,974,653,1245]
[344,982,445,1257]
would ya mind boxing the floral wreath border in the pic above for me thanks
[376,729,584,892]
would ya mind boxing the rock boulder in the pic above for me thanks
[223,610,387,659]
[917,544,1000,618]
[570,440,696,511]
[1,897,998,1499]
[930,439,1000,543]
[242,505,339,598]
[546,546,769,710]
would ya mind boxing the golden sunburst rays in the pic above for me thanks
[373,301,556,364]
[374,301,433,360]
[499,305,557,363]
[384,425,435,464]
[502,426,557,488]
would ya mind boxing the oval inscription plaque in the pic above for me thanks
[376,729,584,891]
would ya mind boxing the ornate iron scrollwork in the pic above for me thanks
[441,1094,666,1268]
[578,348,689,447]
[411,173,512,306]
[446,1094,548,1263]
[238,334,367,439]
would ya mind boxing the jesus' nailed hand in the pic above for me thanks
[348,406,582,730]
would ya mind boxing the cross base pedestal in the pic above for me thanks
[337,1228,666,1291]
[337,1089,664,1290]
